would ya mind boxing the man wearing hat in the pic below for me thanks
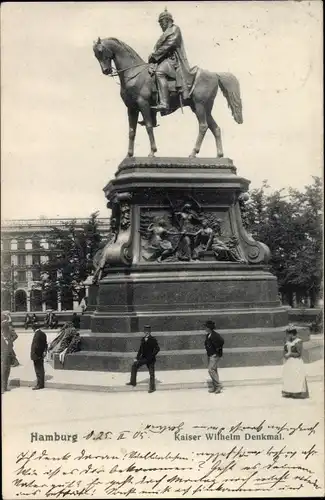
[126,326,160,393]
[148,8,191,112]
[1,314,14,393]
[30,323,48,390]
[204,320,224,394]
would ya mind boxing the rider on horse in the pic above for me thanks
[148,8,192,113]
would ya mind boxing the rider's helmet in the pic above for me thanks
[158,7,174,23]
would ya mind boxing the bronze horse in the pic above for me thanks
[93,37,243,158]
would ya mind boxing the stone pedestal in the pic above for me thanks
[57,157,303,371]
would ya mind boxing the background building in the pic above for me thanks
[1,218,110,312]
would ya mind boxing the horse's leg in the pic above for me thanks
[139,101,157,157]
[127,107,139,158]
[189,103,208,158]
[207,108,224,158]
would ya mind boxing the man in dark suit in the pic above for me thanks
[204,320,224,394]
[126,326,160,393]
[1,315,14,393]
[72,313,81,329]
[30,323,47,390]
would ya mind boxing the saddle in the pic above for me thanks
[150,66,199,103]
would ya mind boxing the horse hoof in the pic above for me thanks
[148,152,155,158]
[189,153,196,158]
[217,153,224,158]
[127,152,134,158]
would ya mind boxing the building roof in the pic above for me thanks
[1,218,110,234]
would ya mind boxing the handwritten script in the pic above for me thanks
[9,420,324,497]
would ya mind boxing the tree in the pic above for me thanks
[40,212,103,309]
[246,177,322,307]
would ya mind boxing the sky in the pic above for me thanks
[1,1,323,220]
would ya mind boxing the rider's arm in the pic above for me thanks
[150,26,181,63]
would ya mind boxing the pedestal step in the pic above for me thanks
[79,326,309,352]
[53,339,322,372]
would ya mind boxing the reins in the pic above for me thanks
[110,62,147,76]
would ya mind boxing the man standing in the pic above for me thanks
[72,312,81,329]
[126,326,160,393]
[50,313,59,329]
[148,8,191,112]
[204,320,224,394]
[1,315,14,393]
[30,323,47,390]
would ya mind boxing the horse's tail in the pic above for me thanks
[217,72,243,124]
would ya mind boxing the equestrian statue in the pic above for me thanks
[93,8,243,158]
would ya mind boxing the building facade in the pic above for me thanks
[1,218,110,312]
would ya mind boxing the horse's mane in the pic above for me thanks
[106,38,144,63]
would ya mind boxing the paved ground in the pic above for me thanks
[2,329,324,498]
[3,381,325,498]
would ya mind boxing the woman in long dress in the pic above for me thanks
[282,326,309,399]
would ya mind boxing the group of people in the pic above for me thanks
[24,313,39,329]
[1,313,20,393]
[24,311,81,330]
[44,311,59,329]
[2,310,309,398]
[25,312,58,329]
[126,321,224,394]
[1,313,82,392]
[125,322,309,399]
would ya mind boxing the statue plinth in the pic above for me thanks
[100,157,270,269]
[59,157,303,372]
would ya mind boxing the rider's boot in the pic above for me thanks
[151,73,169,111]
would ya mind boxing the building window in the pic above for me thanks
[15,289,27,312]
[17,254,26,266]
[10,239,18,251]
[30,289,42,312]
[17,270,26,282]
[3,254,11,266]
[18,239,25,250]
[32,269,41,281]
[25,239,33,250]
[40,238,49,250]
[32,239,41,249]
[3,240,10,251]
[2,268,11,281]
[49,239,59,249]
[32,254,41,265]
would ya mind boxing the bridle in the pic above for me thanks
[108,62,148,85]
[96,42,149,83]
[109,62,147,78]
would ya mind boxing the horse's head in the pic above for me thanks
[93,37,113,75]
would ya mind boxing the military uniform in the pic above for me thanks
[149,9,191,110]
